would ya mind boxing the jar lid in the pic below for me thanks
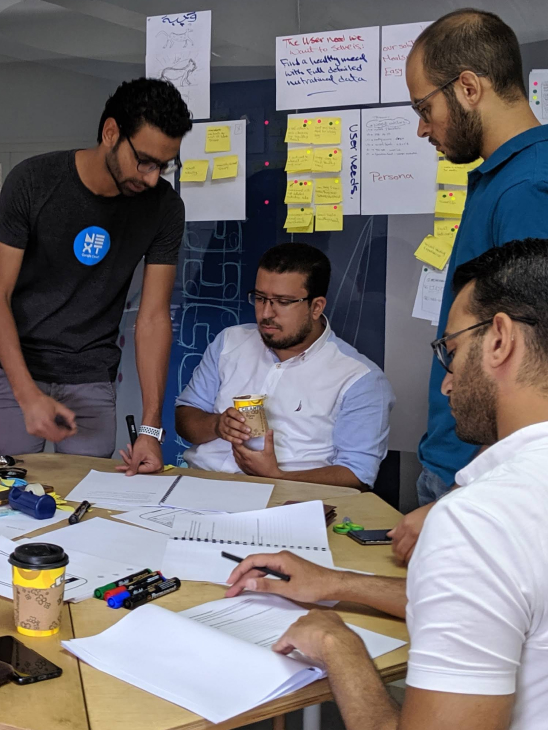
[9,543,69,570]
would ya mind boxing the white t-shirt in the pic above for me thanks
[406,422,548,729]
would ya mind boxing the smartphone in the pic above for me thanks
[347,529,392,545]
[0,636,62,685]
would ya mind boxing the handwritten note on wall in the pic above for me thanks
[360,105,437,215]
[380,21,432,103]
[276,26,379,110]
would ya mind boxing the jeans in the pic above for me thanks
[416,466,450,506]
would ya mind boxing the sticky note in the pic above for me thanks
[315,204,343,231]
[434,219,461,244]
[314,178,342,204]
[284,180,314,204]
[435,190,466,218]
[311,117,342,145]
[180,159,209,182]
[311,148,342,173]
[285,118,313,145]
[285,148,313,173]
[212,155,238,180]
[436,158,482,186]
[414,235,454,270]
[284,207,313,229]
[205,126,231,153]
[287,216,315,234]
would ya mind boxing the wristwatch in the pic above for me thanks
[138,425,166,444]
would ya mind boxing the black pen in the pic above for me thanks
[69,500,91,525]
[126,415,138,446]
[221,551,290,582]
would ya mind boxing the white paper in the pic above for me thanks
[380,22,432,103]
[0,507,73,539]
[63,595,405,722]
[0,535,15,598]
[113,506,226,536]
[412,264,448,324]
[26,518,168,572]
[164,475,273,513]
[64,470,177,509]
[179,119,247,222]
[146,11,211,120]
[276,26,380,110]
[529,69,548,124]
[287,109,361,215]
[360,106,437,215]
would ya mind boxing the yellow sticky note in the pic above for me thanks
[314,178,342,204]
[315,204,343,231]
[287,216,315,234]
[180,159,209,182]
[285,148,313,173]
[285,179,314,204]
[285,118,313,144]
[312,148,342,173]
[212,155,238,180]
[434,219,461,244]
[311,117,342,145]
[284,207,313,229]
[205,126,231,153]
[414,235,453,270]
[435,190,467,218]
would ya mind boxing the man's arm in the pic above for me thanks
[0,243,76,441]
[119,264,175,475]
[176,405,252,446]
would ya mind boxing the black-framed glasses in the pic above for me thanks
[412,72,487,123]
[431,315,539,373]
[120,127,181,175]
[248,291,312,310]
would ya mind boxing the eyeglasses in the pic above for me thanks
[412,72,487,123]
[248,291,312,310]
[120,127,181,175]
[431,315,539,373]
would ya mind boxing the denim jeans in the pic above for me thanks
[416,466,451,506]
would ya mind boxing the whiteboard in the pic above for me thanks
[179,120,246,222]
[381,21,432,103]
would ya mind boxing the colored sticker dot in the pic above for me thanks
[317,119,322,123]
[537,101,541,105]
[304,119,308,123]
[534,81,538,85]
[449,192,453,197]
[264,200,269,204]
[335,120,340,125]
[328,153,333,157]
[329,121,333,126]
[264,161,269,166]
[533,95,538,100]
[335,178,339,183]
[442,194,447,198]
[455,224,459,228]
[117,372,123,383]
[294,179,298,183]
[303,181,308,185]
[333,205,338,209]
[299,182,303,186]
[300,208,304,212]
[334,150,338,154]
[306,150,311,154]
[264,120,269,125]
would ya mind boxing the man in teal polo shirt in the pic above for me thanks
[389,8,548,563]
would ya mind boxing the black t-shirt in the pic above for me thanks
[0,151,185,384]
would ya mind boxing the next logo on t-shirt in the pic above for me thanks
[73,226,111,265]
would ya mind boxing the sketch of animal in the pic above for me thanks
[156,28,193,49]
[161,59,198,87]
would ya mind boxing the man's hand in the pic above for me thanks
[22,393,77,442]
[226,550,342,602]
[273,609,364,664]
[232,430,281,478]
[387,502,435,564]
[215,407,251,445]
[116,435,164,476]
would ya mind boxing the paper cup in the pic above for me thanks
[233,395,268,438]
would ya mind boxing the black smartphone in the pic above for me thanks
[347,529,392,545]
[0,636,62,685]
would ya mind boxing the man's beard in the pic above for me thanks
[259,317,313,350]
[105,147,150,197]
[436,91,484,165]
[451,338,498,446]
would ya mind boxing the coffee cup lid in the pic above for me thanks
[9,543,69,570]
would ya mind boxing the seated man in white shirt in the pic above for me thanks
[225,238,548,730]
[175,243,394,489]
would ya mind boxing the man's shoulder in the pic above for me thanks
[325,330,383,377]
[217,324,260,352]
[7,151,71,186]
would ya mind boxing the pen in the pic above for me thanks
[68,500,91,525]
[123,577,181,610]
[94,569,153,599]
[55,414,72,430]
[221,551,291,582]
[126,415,138,446]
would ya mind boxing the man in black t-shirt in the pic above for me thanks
[0,78,191,474]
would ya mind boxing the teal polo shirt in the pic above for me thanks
[419,125,548,487]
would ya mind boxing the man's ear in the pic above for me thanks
[487,313,515,370]
[101,117,120,149]
[455,70,485,111]
[311,296,326,320]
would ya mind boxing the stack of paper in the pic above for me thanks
[0,507,73,539]
[63,594,406,723]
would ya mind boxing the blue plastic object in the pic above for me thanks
[107,591,130,609]
[8,488,56,520]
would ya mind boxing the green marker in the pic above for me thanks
[94,569,152,599]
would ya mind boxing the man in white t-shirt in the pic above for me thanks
[225,238,548,730]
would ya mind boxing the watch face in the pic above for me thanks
[159,429,166,445]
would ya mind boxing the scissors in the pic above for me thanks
[332,516,364,534]
[0,467,27,480]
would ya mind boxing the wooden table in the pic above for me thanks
[0,455,407,730]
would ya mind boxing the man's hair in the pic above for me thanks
[97,77,192,143]
[453,239,548,384]
[411,8,526,103]
[258,243,331,299]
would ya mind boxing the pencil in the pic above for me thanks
[221,551,291,582]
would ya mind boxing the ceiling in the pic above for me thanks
[0,0,545,82]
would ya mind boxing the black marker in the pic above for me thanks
[69,500,91,525]
[55,414,72,430]
[221,551,290,582]
[126,415,138,446]
[123,577,181,609]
